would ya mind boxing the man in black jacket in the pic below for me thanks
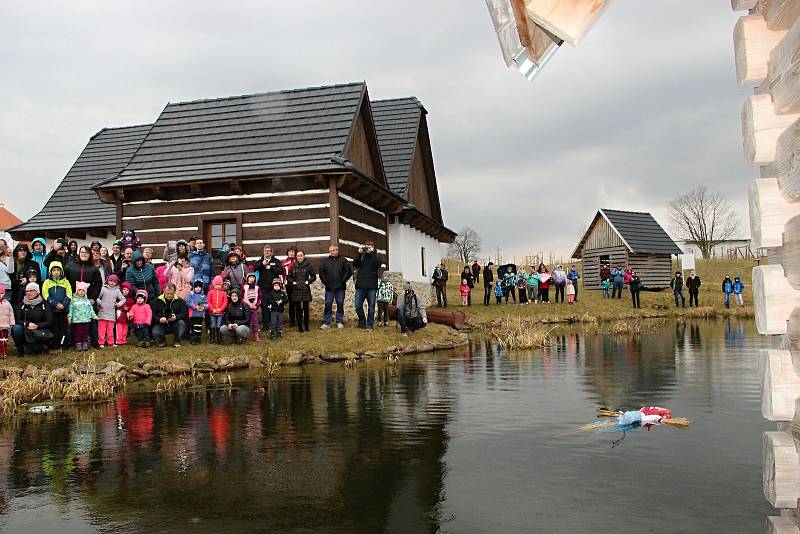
[432,263,449,308]
[482,262,495,306]
[686,269,701,307]
[352,241,381,330]
[151,283,188,347]
[319,245,353,329]
[255,245,283,328]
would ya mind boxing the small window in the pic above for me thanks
[206,220,237,255]
[421,247,426,277]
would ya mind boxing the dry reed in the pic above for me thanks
[0,354,125,416]
[486,317,552,351]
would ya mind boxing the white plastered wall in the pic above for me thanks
[387,220,445,283]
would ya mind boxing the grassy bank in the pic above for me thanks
[443,258,758,325]
[7,322,465,371]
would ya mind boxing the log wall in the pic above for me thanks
[579,245,627,290]
[121,183,389,267]
[732,1,800,529]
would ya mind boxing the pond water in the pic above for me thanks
[0,319,774,533]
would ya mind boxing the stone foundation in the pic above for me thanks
[306,271,436,321]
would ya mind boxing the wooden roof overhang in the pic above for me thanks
[398,205,457,244]
[93,166,407,215]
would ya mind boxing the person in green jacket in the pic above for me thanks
[41,261,72,348]
[68,282,98,351]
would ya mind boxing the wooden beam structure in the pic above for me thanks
[749,178,800,249]
[763,430,800,508]
[766,0,800,31]
[769,15,800,114]
[735,15,787,87]
[742,94,800,165]
[524,0,612,47]
[732,0,758,10]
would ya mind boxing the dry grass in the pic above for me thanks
[484,317,553,351]
[0,354,125,416]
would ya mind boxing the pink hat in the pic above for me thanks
[212,275,224,287]
[106,274,120,285]
[76,281,90,292]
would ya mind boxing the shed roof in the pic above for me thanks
[371,97,425,197]
[572,209,682,258]
[100,82,369,188]
[0,205,23,231]
[10,124,151,238]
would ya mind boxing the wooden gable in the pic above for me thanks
[406,116,444,224]
[343,90,387,188]
[584,215,624,251]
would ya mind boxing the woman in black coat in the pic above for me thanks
[64,246,103,348]
[460,266,475,306]
[11,283,54,355]
[287,250,316,333]
[11,244,41,306]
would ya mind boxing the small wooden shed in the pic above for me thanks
[571,209,682,290]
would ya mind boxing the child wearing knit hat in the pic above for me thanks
[0,285,14,358]
[130,290,153,347]
[68,281,98,352]
[96,274,125,348]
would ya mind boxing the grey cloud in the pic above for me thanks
[0,0,753,260]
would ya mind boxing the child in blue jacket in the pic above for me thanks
[494,280,503,304]
[722,274,734,308]
[733,276,745,306]
[185,280,207,345]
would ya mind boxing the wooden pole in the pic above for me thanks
[329,175,339,245]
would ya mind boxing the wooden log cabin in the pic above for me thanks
[10,82,455,282]
[571,209,681,290]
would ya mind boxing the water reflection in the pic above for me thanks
[0,319,775,534]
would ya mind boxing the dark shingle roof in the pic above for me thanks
[103,82,366,187]
[11,124,151,235]
[600,209,682,255]
[371,98,424,197]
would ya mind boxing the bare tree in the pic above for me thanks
[449,226,482,263]
[667,186,740,259]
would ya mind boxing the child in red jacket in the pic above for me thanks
[130,289,152,348]
[207,275,228,344]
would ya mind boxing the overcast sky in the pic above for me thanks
[0,1,752,261]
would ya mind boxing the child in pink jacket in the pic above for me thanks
[130,289,153,347]
[460,279,471,307]
[0,285,14,358]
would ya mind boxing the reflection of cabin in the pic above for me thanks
[571,209,681,290]
[10,82,455,282]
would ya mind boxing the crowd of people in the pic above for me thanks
[433,260,748,311]
[433,261,582,307]
[0,233,429,358]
